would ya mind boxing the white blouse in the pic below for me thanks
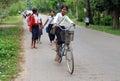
[48,16,55,24]
[33,14,39,23]
[53,13,73,27]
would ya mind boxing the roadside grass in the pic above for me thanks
[0,15,23,81]
[0,16,23,24]
[73,18,120,36]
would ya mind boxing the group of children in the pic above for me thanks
[26,8,43,48]
[26,5,76,61]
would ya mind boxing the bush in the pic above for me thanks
[8,1,26,16]
[101,16,112,26]
[77,11,85,22]
[93,15,100,25]
[0,26,22,81]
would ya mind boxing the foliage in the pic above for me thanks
[94,0,120,29]
[32,0,47,12]
[94,0,120,12]
[0,16,23,81]
[8,1,26,16]
[0,16,23,24]
[101,16,112,26]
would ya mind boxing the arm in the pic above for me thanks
[66,16,76,27]
[40,18,45,29]
[52,13,59,28]
[43,19,49,28]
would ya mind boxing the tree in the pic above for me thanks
[94,0,120,29]
[27,0,32,10]
[86,0,93,24]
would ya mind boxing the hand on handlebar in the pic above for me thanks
[72,23,76,29]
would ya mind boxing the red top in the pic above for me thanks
[30,15,39,31]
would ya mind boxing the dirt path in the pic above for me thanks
[0,24,16,28]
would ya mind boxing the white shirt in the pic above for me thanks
[37,14,42,23]
[48,16,55,24]
[53,13,73,27]
[85,17,89,23]
[33,14,39,23]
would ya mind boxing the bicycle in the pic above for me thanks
[57,25,75,74]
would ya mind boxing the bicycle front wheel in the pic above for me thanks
[66,49,74,74]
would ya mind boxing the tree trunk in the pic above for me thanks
[112,10,120,30]
[86,0,94,24]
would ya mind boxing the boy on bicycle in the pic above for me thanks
[52,5,75,61]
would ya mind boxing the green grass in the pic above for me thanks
[73,18,120,36]
[0,16,23,24]
[0,16,23,81]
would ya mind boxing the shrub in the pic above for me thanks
[101,16,112,26]
[93,15,100,25]
[77,11,85,22]
[8,1,26,16]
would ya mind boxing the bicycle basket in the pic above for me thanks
[60,30,74,42]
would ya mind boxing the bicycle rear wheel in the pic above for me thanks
[66,49,74,74]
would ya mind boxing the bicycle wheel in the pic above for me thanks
[66,49,74,74]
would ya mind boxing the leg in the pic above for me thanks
[55,43,60,61]
[54,27,64,61]
[48,33,52,45]
[31,38,34,48]
[33,39,37,48]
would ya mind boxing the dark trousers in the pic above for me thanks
[48,24,55,41]
[55,26,65,45]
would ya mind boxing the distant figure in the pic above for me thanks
[85,16,90,28]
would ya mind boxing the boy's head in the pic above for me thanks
[61,5,68,15]
[50,10,55,16]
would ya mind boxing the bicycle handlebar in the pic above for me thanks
[57,25,75,31]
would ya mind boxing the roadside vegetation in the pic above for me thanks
[0,16,23,81]
[73,19,120,36]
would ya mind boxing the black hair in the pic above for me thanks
[50,10,55,13]
[61,5,68,10]
[32,8,38,14]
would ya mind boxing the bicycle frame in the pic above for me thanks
[58,28,73,63]
[57,25,75,74]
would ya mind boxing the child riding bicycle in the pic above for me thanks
[52,5,75,61]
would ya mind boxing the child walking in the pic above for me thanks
[43,10,55,46]
[29,8,39,48]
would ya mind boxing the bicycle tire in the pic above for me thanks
[66,50,74,74]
